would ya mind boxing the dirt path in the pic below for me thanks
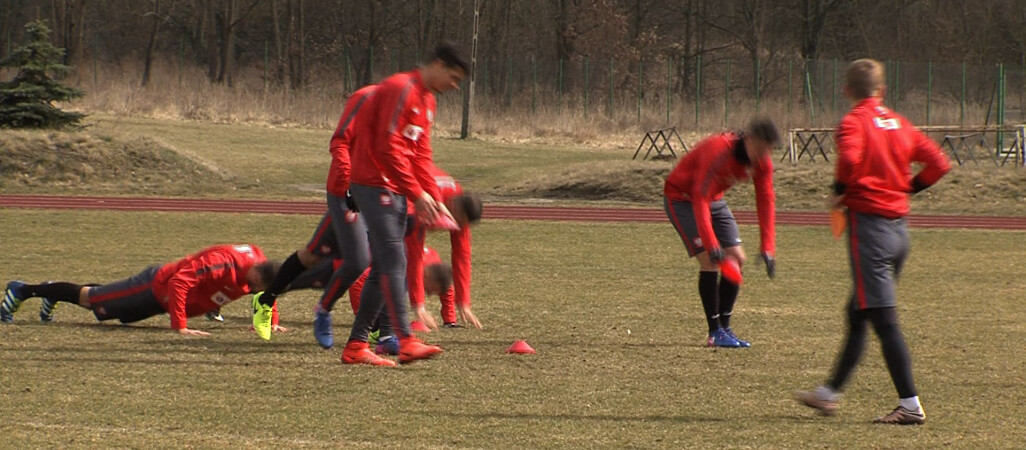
[1,194,1024,230]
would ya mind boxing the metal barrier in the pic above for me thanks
[633,127,689,160]
[787,125,1026,167]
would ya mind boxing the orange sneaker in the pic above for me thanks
[398,337,443,364]
[341,340,397,367]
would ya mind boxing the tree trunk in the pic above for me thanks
[362,0,378,85]
[206,0,219,81]
[215,0,237,85]
[141,0,162,87]
[271,0,284,83]
[460,0,480,139]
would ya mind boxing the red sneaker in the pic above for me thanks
[398,337,443,364]
[341,340,396,367]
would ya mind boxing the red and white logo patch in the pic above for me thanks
[345,210,359,223]
[380,193,393,206]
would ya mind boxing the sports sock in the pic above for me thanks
[718,276,740,329]
[22,282,82,303]
[260,252,309,306]
[899,396,922,412]
[698,271,720,333]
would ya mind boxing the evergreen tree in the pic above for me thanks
[0,20,86,129]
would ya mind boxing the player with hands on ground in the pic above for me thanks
[2,244,280,336]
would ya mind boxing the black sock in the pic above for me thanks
[698,271,720,333]
[260,252,309,306]
[718,277,740,329]
[22,282,83,303]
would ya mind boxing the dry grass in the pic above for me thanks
[54,59,1005,149]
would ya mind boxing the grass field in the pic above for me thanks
[1,209,1024,448]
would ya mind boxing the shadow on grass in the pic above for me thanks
[413,409,728,424]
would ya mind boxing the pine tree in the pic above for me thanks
[0,20,86,129]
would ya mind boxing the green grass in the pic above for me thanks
[1,209,1024,448]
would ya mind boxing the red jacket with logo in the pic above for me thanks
[326,85,377,197]
[663,132,776,254]
[405,166,471,308]
[835,97,951,217]
[349,69,442,202]
[151,244,266,330]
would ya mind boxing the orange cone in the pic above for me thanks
[507,340,536,354]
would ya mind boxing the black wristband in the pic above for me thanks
[833,181,847,196]
[910,176,930,194]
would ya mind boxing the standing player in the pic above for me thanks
[796,59,950,425]
[251,84,377,350]
[2,244,279,336]
[344,42,468,365]
[405,165,483,330]
[663,117,780,348]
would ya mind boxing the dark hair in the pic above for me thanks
[458,193,483,224]
[430,41,469,74]
[253,260,281,286]
[425,262,453,292]
[746,116,781,146]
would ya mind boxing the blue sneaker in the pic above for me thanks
[39,297,58,323]
[706,328,743,348]
[313,308,334,349]
[374,336,399,356]
[723,328,751,348]
[2,281,27,323]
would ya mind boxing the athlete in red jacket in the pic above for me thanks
[344,42,467,365]
[2,244,280,336]
[251,85,376,350]
[405,165,483,329]
[797,59,951,425]
[664,117,780,348]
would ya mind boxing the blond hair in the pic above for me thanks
[845,59,885,99]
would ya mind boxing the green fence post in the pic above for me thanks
[695,54,702,127]
[755,57,761,112]
[894,60,901,111]
[557,58,563,114]
[805,60,815,125]
[506,57,513,108]
[666,56,672,124]
[831,58,837,119]
[532,55,537,114]
[787,59,792,126]
[585,56,590,119]
[180,36,185,90]
[724,59,731,127]
[926,61,932,125]
[960,62,966,127]
[482,56,488,102]
[608,58,613,117]
[637,58,643,122]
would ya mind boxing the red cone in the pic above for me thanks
[719,259,743,285]
[507,340,536,354]
[410,321,432,333]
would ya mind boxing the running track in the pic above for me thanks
[1,194,1025,230]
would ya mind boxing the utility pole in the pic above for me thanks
[460,0,480,139]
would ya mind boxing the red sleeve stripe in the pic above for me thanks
[387,79,417,134]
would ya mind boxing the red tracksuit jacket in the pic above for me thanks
[835,97,951,217]
[349,69,442,201]
[151,244,266,330]
[663,132,776,255]
[406,166,471,314]
[326,84,377,197]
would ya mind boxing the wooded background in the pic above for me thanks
[2,0,1024,131]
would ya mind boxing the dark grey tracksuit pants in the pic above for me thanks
[317,192,371,312]
[347,183,410,342]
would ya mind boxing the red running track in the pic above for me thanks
[1,194,1024,230]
